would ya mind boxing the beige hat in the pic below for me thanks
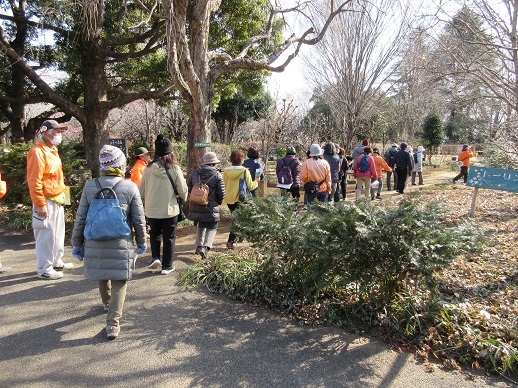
[202,152,220,165]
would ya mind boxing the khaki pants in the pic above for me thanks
[32,199,65,275]
[98,280,127,327]
[355,177,371,200]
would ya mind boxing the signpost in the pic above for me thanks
[108,138,128,157]
[194,142,211,148]
[465,166,518,217]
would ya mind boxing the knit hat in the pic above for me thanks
[135,147,152,157]
[286,146,296,155]
[417,146,425,152]
[99,145,126,168]
[362,138,369,146]
[309,144,323,157]
[400,142,408,149]
[154,134,173,156]
[202,152,220,165]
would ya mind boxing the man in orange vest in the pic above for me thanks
[27,120,74,280]
[130,147,152,186]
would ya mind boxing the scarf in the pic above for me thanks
[100,167,125,178]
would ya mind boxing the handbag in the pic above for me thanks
[165,168,186,222]
[238,169,252,202]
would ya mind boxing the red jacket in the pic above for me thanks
[353,155,378,179]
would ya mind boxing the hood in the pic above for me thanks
[354,145,365,152]
[148,163,169,180]
[224,165,247,181]
[198,165,219,179]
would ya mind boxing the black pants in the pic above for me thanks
[340,176,347,199]
[453,166,468,183]
[395,167,408,193]
[386,169,397,191]
[281,187,300,199]
[148,216,178,268]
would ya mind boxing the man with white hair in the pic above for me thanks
[27,120,74,280]
[412,146,425,185]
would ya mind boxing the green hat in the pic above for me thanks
[286,146,296,155]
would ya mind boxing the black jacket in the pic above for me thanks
[187,165,225,223]
[394,150,413,171]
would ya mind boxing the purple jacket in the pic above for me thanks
[276,155,301,188]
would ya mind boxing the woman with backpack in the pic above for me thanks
[275,146,301,199]
[222,149,259,249]
[187,152,225,259]
[139,134,188,275]
[71,145,147,339]
[353,147,378,200]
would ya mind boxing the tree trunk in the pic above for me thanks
[186,95,211,173]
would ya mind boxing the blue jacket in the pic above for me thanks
[323,153,341,183]
[242,159,264,181]
[394,149,413,171]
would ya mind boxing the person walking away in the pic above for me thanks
[351,138,369,169]
[322,142,341,203]
[139,134,188,274]
[0,171,11,273]
[223,150,259,249]
[353,146,377,200]
[27,120,74,280]
[339,155,353,200]
[394,142,413,194]
[187,152,225,259]
[300,144,331,206]
[452,145,475,184]
[130,147,153,186]
[412,146,425,185]
[71,145,147,339]
[242,147,264,197]
[384,143,399,191]
[370,148,392,200]
[275,146,301,200]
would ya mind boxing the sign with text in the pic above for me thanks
[466,166,518,193]
[194,142,211,148]
[108,138,128,157]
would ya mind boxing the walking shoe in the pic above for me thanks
[106,325,120,339]
[36,271,63,280]
[226,241,235,250]
[195,246,203,255]
[160,266,175,275]
[148,258,161,269]
[53,262,74,271]
[199,247,207,259]
[376,195,382,200]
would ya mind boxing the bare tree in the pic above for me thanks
[161,0,354,172]
[302,0,413,152]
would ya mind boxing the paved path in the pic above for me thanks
[0,222,512,387]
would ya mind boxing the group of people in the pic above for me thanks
[21,118,476,340]
[274,139,429,204]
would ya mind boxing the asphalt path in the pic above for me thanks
[0,221,512,387]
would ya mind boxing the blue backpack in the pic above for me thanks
[84,179,131,241]
[358,155,370,173]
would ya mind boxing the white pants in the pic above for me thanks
[32,199,65,274]
[355,177,372,200]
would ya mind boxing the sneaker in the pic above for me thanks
[53,262,74,271]
[148,258,161,269]
[36,271,63,280]
[195,246,203,255]
[199,247,207,259]
[376,195,382,200]
[106,325,120,339]
[160,266,175,275]
[226,241,235,250]
[103,302,110,312]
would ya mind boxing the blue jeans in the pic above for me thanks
[305,190,328,205]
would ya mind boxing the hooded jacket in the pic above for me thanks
[71,176,146,281]
[139,162,188,219]
[222,166,258,205]
[187,165,225,224]
[276,155,301,188]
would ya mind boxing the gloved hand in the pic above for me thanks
[136,243,147,255]
[72,246,84,261]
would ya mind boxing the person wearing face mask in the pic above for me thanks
[27,119,74,280]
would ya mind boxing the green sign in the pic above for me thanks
[194,142,211,148]
[466,166,518,193]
